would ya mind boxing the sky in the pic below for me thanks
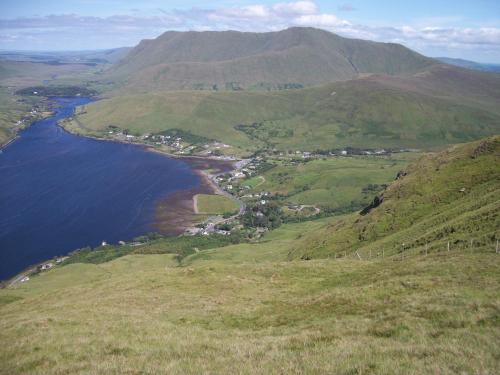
[0,0,499,63]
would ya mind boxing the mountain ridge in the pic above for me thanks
[109,27,437,91]
[437,57,500,73]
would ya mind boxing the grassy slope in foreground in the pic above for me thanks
[0,138,499,374]
[68,66,500,152]
[0,233,498,374]
[291,136,500,259]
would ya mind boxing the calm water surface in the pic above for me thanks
[0,97,199,280]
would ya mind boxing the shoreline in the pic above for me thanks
[0,110,55,150]
[0,135,19,150]
[56,126,241,235]
[0,92,58,150]
[1,148,238,285]
[152,156,236,235]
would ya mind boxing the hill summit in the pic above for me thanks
[110,27,436,91]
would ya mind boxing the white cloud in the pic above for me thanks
[0,1,499,62]
[295,14,350,27]
[273,1,317,15]
[213,5,271,20]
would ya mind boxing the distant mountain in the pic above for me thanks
[109,27,436,91]
[0,47,132,65]
[437,57,500,73]
[78,47,133,64]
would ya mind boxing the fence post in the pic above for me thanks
[447,241,450,252]
[425,243,428,256]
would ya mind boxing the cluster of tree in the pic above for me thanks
[133,232,163,243]
[250,82,304,91]
[63,245,133,265]
[242,201,283,229]
[155,128,212,145]
[16,85,97,97]
[361,183,387,195]
[313,147,393,156]
[63,232,239,266]
[225,82,243,91]
[106,125,131,135]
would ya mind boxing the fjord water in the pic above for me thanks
[0,97,199,280]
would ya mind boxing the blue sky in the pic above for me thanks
[1,1,499,62]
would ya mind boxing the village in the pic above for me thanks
[97,125,419,241]
[44,122,418,249]
[105,126,237,160]
[103,124,418,160]
[12,104,47,128]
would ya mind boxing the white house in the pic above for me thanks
[41,263,53,271]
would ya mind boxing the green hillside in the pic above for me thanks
[109,27,436,91]
[0,87,50,146]
[0,138,499,373]
[0,87,27,145]
[291,136,500,259]
[68,65,500,152]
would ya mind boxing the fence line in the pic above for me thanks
[328,236,499,262]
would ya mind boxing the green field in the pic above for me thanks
[242,175,265,189]
[195,193,239,215]
[243,154,419,212]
